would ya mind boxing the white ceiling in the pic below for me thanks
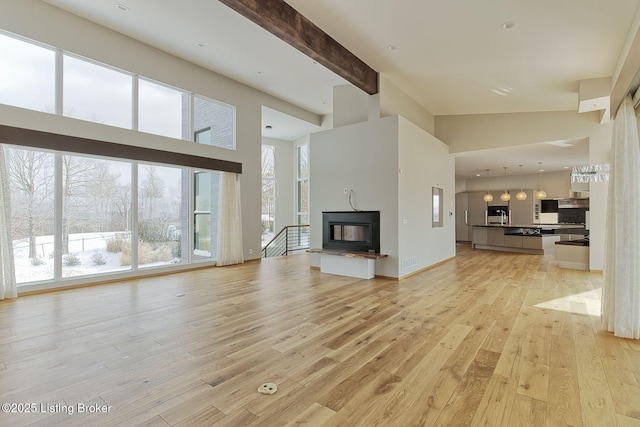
[41,0,640,176]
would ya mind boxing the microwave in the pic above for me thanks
[488,206,509,216]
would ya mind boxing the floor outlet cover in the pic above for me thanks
[258,382,278,395]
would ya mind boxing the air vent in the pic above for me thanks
[401,257,419,270]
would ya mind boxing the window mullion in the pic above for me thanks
[131,162,139,271]
[53,152,63,280]
[55,49,63,116]
[132,75,139,131]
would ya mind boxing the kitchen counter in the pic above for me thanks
[471,225,561,254]
[555,239,589,247]
[472,224,587,233]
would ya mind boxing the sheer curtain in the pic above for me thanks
[601,95,640,339]
[216,172,244,266]
[0,144,17,300]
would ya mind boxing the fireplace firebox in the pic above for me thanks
[322,211,380,253]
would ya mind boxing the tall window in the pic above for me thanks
[7,147,55,283]
[296,144,309,226]
[0,32,55,112]
[61,155,132,277]
[194,171,221,260]
[63,54,132,128]
[262,145,276,246]
[138,164,185,268]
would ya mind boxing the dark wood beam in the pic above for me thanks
[218,0,378,95]
[0,125,242,174]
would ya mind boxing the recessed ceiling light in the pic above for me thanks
[502,21,516,30]
[387,45,398,51]
[476,174,482,177]
[115,4,129,12]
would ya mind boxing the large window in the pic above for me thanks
[7,147,55,283]
[63,54,132,129]
[0,32,55,112]
[4,144,224,287]
[0,31,235,149]
[138,164,185,268]
[0,30,240,288]
[62,155,132,278]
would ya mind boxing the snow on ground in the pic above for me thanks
[13,231,178,284]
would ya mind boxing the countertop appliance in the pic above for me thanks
[487,205,509,224]
[539,199,559,224]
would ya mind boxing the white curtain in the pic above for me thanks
[216,172,244,266]
[0,144,17,300]
[601,95,640,339]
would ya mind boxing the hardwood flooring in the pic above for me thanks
[1,243,639,426]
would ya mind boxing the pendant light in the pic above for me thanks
[500,167,511,201]
[534,161,547,200]
[516,164,527,200]
[483,169,493,202]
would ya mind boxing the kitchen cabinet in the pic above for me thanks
[467,192,487,225]
[504,235,523,248]
[487,228,505,246]
[508,190,534,224]
[472,226,560,254]
[456,192,487,241]
[472,227,487,245]
[455,192,470,241]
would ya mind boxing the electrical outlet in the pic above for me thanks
[249,248,253,255]
[343,188,348,194]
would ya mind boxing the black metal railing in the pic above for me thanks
[261,224,310,258]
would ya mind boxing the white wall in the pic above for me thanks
[0,0,323,261]
[380,75,436,135]
[398,117,455,277]
[435,111,601,153]
[310,116,399,277]
[333,85,370,128]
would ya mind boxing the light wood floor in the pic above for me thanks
[1,243,639,426]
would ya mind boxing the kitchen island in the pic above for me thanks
[471,224,585,255]
[555,238,590,270]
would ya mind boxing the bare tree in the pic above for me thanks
[85,161,122,231]
[62,155,99,254]
[8,149,53,258]
[139,165,164,221]
[113,184,131,232]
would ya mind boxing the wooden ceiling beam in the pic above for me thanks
[218,0,378,95]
